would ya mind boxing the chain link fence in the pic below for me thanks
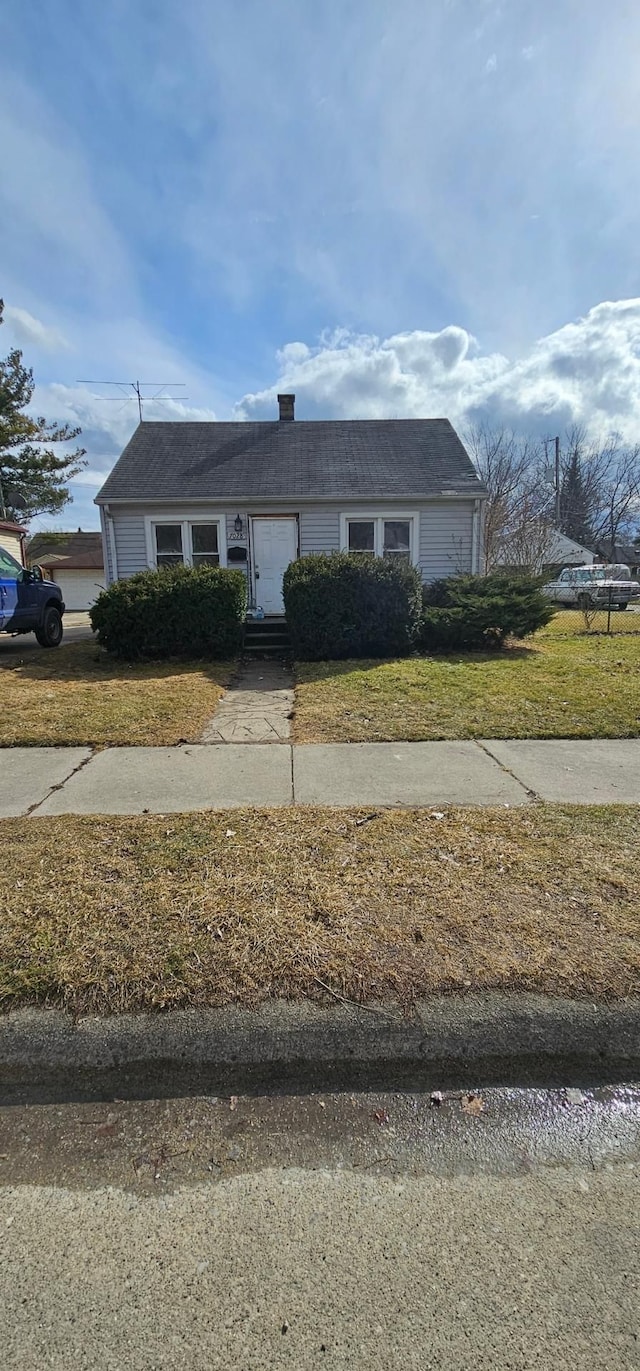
[541,595,640,637]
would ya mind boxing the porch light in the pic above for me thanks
[234,514,243,534]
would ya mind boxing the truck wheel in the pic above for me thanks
[35,606,63,647]
[618,603,628,611]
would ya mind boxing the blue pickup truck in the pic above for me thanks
[0,545,65,646]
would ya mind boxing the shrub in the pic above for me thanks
[90,564,247,660]
[421,572,554,651]
[283,552,422,660]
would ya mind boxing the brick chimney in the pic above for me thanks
[277,393,295,421]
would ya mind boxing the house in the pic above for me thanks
[594,540,640,579]
[544,530,595,571]
[27,530,105,611]
[0,520,27,567]
[95,396,487,615]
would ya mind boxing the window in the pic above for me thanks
[191,523,220,567]
[155,524,184,567]
[383,520,411,562]
[348,520,375,554]
[340,512,418,564]
[147,516,227,571]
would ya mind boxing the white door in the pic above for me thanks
[252,518,298,614]
[53,569,104,611]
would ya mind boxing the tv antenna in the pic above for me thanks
[76,380,187,422]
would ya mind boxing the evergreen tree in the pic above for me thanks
[0,300,86,522]
[559,446,595,546]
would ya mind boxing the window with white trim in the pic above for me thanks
[154,523,184,567]
[382,519,412,562]
[191,523,220,567]
[347,520,375,554]
[148,517,225,569]
[340,512,418,564]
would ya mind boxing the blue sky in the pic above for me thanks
[2,0,640,529]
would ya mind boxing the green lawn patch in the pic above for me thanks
[293,630,640,743]
[0,640,234,747]
[0,806,638,1013]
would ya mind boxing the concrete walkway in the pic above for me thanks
[199,660,294,743]
[2,738,640,816]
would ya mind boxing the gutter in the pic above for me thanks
[94,491,489,507]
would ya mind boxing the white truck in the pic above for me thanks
[543,564,640,610]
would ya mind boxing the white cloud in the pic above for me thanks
[484,54,498,73]
[236,298,640,441]
[3,305,69,353]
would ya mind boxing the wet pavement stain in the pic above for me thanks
[0,1083,638,1195]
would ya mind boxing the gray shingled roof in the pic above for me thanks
[96,418,486,503]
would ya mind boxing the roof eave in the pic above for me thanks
[96,488,487,506]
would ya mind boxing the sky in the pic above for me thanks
[1,0,640,530]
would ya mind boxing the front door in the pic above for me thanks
[251,517,298,614]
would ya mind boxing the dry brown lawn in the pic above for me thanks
[0,641,234,746]
[1,805,638,1014]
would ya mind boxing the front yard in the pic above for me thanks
[0,641,234,747]
[0,805,638,1013]
[293,624,640,743]
[3,615,639,749]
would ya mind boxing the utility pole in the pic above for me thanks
[555,435,561,526]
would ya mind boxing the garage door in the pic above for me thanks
[52,569,104,612]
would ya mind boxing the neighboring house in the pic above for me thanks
[494,524,595,575]
[544,531,595,570]
[594,540,640,579]
[0,520,27,567]
[27,530,105,611]
[95,396,487,615]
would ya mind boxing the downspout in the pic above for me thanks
[471,499,481,575]
[104,505,118,583]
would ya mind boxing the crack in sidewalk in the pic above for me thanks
[474,741,541,801]
[27,750,96,817]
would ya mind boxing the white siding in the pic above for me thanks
[0,529,24,564]
[113,509,148,577]
[418,502,475,580]
[299,506,341,556]
[300,501,476,580]
[106,499,479,583]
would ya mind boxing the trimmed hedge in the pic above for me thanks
[283,552,422,660]
[421,572,554,651]
[90,564,247,660]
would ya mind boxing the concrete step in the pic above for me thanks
[244,619,291,657]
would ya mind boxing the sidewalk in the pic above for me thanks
[2,738,640,816]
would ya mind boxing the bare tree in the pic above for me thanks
[465,424,549,570]
[560,427,640,557]
[468,422,640,572]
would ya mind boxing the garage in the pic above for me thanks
[27,530,104,613]
[50,568,105,611]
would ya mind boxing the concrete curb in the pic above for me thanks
[1,995,639,1103]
